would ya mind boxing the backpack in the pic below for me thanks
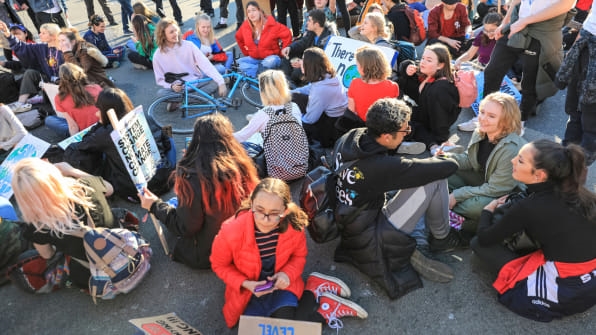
[262,103,309,181]
[0,70,19,104]
[72,226,152,303]
[16,109,44,130]
[380,39,417,66]
[299,160,357,243]
[398,5,426,46]
[8,249,71,294]
[454,69,478,108]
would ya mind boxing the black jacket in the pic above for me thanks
[332,128,459,299]
[288,24,337,58]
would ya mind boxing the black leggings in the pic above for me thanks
[270,291,325,323]
[470,236,518,274]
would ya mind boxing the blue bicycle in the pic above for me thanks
[147,71,262,134]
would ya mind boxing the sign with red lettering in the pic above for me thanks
[129,313,204,335]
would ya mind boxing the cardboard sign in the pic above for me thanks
[57,124,94,150]
[41,82,59,113]
[324,36,397,89]
[129,313,203,335]
[110,105,160,191]
[0,134,50,198]
[238,315,322,335]
[472,72,522,115]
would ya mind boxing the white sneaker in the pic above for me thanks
[397,141,426,155]
[520,121,525,137]
[7,102,32,114]
[132,63,148,70]
[431,144,465,156]
[458,117,478,132]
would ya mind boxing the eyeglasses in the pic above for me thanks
[396,125,412,134]
[252,208,285,222]
[483,28,497,34]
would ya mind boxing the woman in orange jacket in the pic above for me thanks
[210,178,368,329]
[235,1,292,78]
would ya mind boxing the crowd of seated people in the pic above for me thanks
[2,0,596,329]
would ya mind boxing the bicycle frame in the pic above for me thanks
[179,72,260,119]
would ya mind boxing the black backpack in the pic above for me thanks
[262,103,309,182]
[0,70,19,104]
[378,39,417,66]
[147,127,175,195]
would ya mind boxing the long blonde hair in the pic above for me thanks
[12,158,95,237]
[194,13,215,45]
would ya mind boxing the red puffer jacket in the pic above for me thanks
[235,15,292,60]
[210,210,307,327]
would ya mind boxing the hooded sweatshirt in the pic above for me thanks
[291,74,347,124]
[334,128,459,208]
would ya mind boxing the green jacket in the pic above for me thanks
[135,23,157,61]
[450,131,527,202]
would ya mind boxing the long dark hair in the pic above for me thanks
[237,178,308,233]
[57,63,95,108]
[95,87,134,126]
[302,47,336,83]
[176,114,259,215]
[424,43,454,82]
[531,139,596,220]
[480,12,503,47]
[132,15,154,55]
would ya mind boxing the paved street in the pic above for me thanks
[2,1,596,334]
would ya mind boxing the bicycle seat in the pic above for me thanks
[164,72,189,83]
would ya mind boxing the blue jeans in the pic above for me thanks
[237,55,281,78]
[243,290,298,317]
[117,0,133,32]
[45,116,69,139]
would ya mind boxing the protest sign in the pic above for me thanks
[0,134,50,198]
[324,36,397,89]
[472,72,522,115]
[239,316,322,335]
[109,105,160,190]
[57,125,94,150]
[129,313,203,335]
[41,83,59,113]
[108,106,169,255]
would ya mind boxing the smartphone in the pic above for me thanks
[185,136,192,150]
[254,280,274,292]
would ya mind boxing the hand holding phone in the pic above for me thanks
[254,280,274,292]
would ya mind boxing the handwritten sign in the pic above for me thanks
[0,134,50,198]
[110,105,160,191]
[472,72,522,115]
[238,315,322,335]
[324,36,397,89]
[129,313,203,335]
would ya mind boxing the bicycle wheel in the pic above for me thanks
[241,82,263,109]
[147,93,216,134]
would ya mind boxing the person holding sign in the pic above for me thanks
[45,63,101,139]
[235,1,292,78]
[210,178,368,329]
[13,158,116,288]
[138,113,259,269]
[153,18,226,105]
[64,88,138,199]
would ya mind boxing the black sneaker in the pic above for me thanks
[410,249,454,283]
[214,22,227,29]
[429,228,466,253]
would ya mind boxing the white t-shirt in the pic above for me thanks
[233,103,302,143]
[583,11,596,36]
[518,0,563,19]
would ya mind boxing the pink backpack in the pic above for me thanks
[454,70,478,108]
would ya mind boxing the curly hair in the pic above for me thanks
[176,114,259,215]
[237,178,308,233]
[366,98,411,138]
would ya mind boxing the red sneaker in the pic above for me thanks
[317,292,368,329]
[305,272,351,300]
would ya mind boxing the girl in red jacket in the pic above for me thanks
[210,178,368,329]
[235,1,292,78]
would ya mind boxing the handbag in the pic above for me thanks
[491,192,541,253]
